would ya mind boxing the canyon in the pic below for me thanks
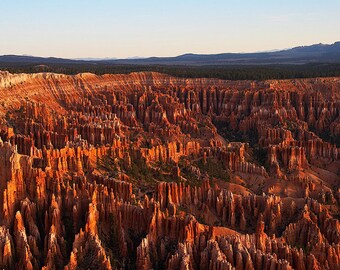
[0,70,339,269]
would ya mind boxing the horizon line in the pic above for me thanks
[2,41,339,61]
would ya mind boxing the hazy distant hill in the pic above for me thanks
[1,42,340,66]
[0,55,80,64]
[108,42,340,65]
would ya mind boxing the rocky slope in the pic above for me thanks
[0,70,339,269]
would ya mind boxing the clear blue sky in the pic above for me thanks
[1,0,339,58]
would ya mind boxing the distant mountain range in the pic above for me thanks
[2,42,340,66]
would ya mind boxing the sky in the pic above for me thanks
[1,0,340,58]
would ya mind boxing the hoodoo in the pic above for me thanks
[0,71,339,269]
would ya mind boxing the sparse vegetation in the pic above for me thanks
[97,155,119,177]
[106,213,123,269]
[252,145,268,169]
[195,158,230,182]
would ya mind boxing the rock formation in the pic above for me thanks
[0,70,338,269]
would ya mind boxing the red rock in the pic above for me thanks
[0,71,338,269]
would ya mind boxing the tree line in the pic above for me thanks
[2,62,340,81]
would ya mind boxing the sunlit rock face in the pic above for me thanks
[0,71,339,269]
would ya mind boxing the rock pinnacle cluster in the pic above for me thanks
[0,71,339,269]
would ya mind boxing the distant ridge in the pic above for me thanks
[0,55,81,64]
[1,42,340,66]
